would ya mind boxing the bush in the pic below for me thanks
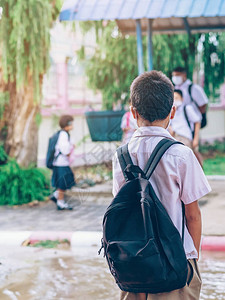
[200,138,225,157]
[0,147,51,205]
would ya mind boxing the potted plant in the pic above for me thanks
[85,109,125,142]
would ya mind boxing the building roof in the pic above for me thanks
[60,0,225,34]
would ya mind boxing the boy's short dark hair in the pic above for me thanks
[174,89,183,98]
[130,70,174,123]
[59,115,74,129]
[173,66,186,73]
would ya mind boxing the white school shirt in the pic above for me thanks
[175,79,209,119]
[112,126,211,259]
[171,104,202,141]
[53,131,73,167]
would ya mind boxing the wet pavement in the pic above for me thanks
[0,179,225,299]
[0,246,225,300]
[0,245,119,300]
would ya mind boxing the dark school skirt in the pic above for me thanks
[51,166,76,190]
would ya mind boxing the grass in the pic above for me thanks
[29,239,70,248]
[203,155,225,175]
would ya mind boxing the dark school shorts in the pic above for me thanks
[51,166,76,190]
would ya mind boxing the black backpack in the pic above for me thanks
[100,139,192,294]
[188,83,207,128]
[46,130,71,169]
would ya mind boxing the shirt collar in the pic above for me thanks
[131,126,175,140]
[176,79,191,89]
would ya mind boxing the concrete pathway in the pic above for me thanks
[0,179,224,235]
[0,178,224,251]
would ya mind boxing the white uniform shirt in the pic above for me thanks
[113,126,211,259]
[121,111,138,144]
[175,79,209,119]
[53,131,73,167]
[171,104,202,141]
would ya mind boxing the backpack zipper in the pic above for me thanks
[98,238,104,255]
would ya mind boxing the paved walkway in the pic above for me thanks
[0,179,224,236]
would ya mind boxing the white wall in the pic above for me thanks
[201,107,225,142]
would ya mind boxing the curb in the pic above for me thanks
[206,175,225,181]
[0,231,102,248]
[1,231,225,252]
[201,236,225,252]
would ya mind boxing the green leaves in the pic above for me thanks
[0,151,51,205]
[152,34,199,79]
[77,22,199,109]
[203,33,225,100]
[78,21,138,110]
[0,0,62,101]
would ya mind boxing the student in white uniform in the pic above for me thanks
[50,115,75,210]
[169,89,201,149]
[171,66,208,117]
[170,89,203,166]
[113,71,211,300]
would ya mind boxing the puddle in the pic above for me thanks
[199,251,225,299]
[0,247,225,300]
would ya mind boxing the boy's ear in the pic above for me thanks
[170,105,176,119]
[130,106,138,119]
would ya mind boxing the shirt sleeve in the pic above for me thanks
[57,131,72,156]
[177,148,211,204]
[112,152,126,197]
[192,84,209,107]
[186,105,202,123]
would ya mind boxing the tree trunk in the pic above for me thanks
[3,77,39,167]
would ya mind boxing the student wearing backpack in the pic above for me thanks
[171,66,208,128]
[169,89,201,148]
[112,71,211,300]
[49,115,75,210]
[168,89,203,166]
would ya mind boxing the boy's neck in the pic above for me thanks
[137,118,169,129]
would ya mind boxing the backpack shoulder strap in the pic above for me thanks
[183,105,191,130]
[143,139,169,177]
[188,83,199,109]
[117,144,135,181]
[183,106,195,139]
[144,139,182,180]
[144,138,185,243]
[188,83,193,101]
[53,130,62,160]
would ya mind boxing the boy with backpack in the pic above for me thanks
[169,89,203,166]
[110,71,211,299]
[48,115,75,210]
[172,66,208,130]
[169,89,201,149]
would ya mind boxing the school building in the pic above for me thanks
[38,22,225,167]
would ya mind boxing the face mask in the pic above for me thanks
[174,100,182,107]
[172,76,183,86]
[166,110,172,130]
